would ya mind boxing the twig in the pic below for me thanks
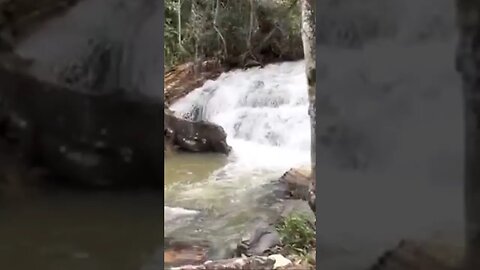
[213,0,227,58]
[177,0,182,48]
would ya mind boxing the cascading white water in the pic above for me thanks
[168,0,465,268]
[165,61,311,245]
[171,60,311,173]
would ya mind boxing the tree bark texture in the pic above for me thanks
[300,0,316,213]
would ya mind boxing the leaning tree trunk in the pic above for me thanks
[300,0,316,213]
[456,1,480,268]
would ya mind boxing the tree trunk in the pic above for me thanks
[300,0,316,213]
[455,0,480,268]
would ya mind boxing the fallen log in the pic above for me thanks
[164,60,224,106]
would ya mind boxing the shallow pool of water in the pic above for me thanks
[164,60,311,255]
[0,189,163,270]
[164,152,227,187]
[164,152,288,258]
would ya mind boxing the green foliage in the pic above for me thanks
[164,0,302,69]
[276,213,315,255]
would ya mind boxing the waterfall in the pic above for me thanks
[171,61,311,172]
[169,0,465,267]
[165,61,312,246]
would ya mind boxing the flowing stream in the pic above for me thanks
[167,0,465,269]
[0,0,467,269]
[165,61,311,254]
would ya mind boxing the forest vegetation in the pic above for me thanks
[164,0,304,70]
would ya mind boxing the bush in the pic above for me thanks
[276,213,315,255]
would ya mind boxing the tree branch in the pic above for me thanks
[213,0,227,58]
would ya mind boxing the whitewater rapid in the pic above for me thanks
[167,1,465,268]
[164,61,311,242]
[171,60,311,176]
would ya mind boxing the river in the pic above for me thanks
[0,0,467,269]
[167,0,466,269]
[165,60,311,258]
[0,188,164,270]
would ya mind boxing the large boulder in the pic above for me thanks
[0,53,231,187]
[278,167,312,201]
[164,109,231,155]
[0,53,164,187]
[236,220,282,257]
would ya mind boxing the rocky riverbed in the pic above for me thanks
[163,168,316,270]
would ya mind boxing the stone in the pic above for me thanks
[237,220,281,257]
[165,109,231,155]
[164,239,210,268]
[0,54,164,187]
[175,256,275,270]
[0,52,231,187]
[278,168,312,201]
[280,199,315,224]
[268,254,292,269]
[164,206,199,223]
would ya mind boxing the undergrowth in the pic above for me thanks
[276,213,315,256]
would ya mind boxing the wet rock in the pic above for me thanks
[0,54,164,187]
[175,256,275,270]
[164,239,211,267]
[278,168,312,201]
[164,60,224,105]
[57,38,123,91]
[280,200,315,224]
[164,206,200,223]
[268,254,292,269]
[237,220,281,257]
[165,109,231,155]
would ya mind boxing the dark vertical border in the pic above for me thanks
[314,0,321,266]
[159,0,165,268]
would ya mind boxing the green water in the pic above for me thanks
[164,152,287,258]
[164,152,228,187]
[0,189,163,270]
[0,151,283,270]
